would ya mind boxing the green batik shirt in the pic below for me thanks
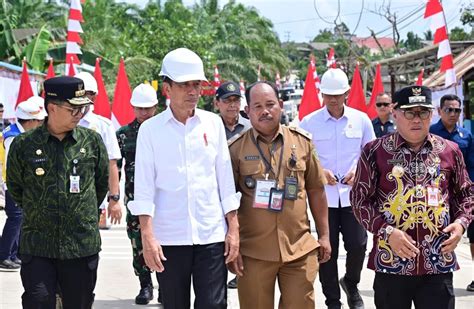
[116,119,141,202]
[6,122,109,259]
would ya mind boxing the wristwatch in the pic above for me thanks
[108,194,120,202]
[384,225,394,239]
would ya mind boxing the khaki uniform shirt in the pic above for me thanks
[229,125,326,262]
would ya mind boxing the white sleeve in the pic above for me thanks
[361,114,376,147]
[214,118,241,214]
[103,123,122,160]
[127,123,156,217]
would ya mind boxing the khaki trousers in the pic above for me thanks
[238,250,319,309]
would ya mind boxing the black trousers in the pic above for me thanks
[20,253,99,309]
[374,272,455,309]
[318,205,367,307]
[157,242,227,309]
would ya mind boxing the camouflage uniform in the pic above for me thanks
[117,119,150,276]
[6,124,109,259]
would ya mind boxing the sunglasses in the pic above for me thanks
[376,102,391,108]
[401,109,431,120]
[443,107,461,114]
[221,97,241,105]
[55,104,90,117]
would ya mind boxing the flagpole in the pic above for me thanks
[439,0,458,95]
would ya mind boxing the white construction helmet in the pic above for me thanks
[320,68,350,95]
[75,71,98,94]
[16,96,47,120]
[159,48,207,82]
[130,83,158,108]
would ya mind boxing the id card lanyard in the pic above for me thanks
[250,134,284,188]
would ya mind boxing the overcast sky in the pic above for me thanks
[122,0,470,42]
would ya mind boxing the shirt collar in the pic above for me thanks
[373,117,393,125]
[251,124,283,143]
[16,121,26,133]
[393,131,435,151]
[322,106,348,121]
[39,119,78,143]
[436,119,459,133]
[163,106,201,124]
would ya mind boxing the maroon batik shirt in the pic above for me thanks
[351,132,472,275]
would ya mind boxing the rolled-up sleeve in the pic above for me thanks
[215,120,241,214]
[128,123,156,217]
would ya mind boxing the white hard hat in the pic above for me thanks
[130,83,158,108]
[16,97,47,120]
[159,48,207,82]
[320,68,350,95]
[75,71,98,94]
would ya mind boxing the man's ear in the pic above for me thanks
[244,105,249,115]
[278,99,283,108]
[213,99,219,111]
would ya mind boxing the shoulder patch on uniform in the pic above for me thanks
[288,126,312,140]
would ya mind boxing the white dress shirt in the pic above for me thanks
[300,106,375,208]
[128,107,241,246]
[79,110,121,160]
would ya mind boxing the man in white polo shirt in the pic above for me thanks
[300,68,375,309]
[128,48,241,309]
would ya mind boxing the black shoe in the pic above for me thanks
[135,285,153,305]
[0,259,21,271]
[339,277,364,309]
[227,276,238,289]
[467,281,474,292]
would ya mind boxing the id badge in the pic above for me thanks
[269,188,284,212]
[426,185,439,206]
[284,176,298,200]
[70,175,81,193]
[254,179,276,209]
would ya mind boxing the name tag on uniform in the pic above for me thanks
[269,188,284,212]
[254,179,276,209]
[70,175,81,193]
[426,185,439,206]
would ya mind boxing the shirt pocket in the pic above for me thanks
[239,161,263,193]
[343,128,363,152]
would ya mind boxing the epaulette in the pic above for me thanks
[288,126,312,140]
[227,132,245,147]
[96,114,113,126]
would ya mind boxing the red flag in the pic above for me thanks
[66,57,76,76]
[327,48,336,68]
[367,63,383,120]
[93,58,111,119]
[111,58,133,128]
[16,60,34,108]
[347,64,367,113]
[416,68,424,86]
[299,56,322,120]
[213,65,221,91]
[46,59,55,79]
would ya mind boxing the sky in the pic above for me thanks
[122,0,470,42]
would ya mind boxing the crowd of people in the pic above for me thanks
[0,47,472,309]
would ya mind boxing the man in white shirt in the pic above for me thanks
[128,48,241,309]
[300,68,376,309]
[75,72,122,225]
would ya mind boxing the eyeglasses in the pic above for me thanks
[401,109,431,120]
[376,102,391,108]
[443,107,461,114]
[55,104,90,116]
[221,97,241,105]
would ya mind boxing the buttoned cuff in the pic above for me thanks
[128,200,155,217]
[221,192,242,215]
[455,217,470,231]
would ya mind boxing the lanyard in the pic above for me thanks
[251,133,284,183]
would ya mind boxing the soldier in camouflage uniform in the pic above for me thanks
[116,83,160,305]
[7,76,109,308]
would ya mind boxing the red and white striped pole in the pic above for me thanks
[66,0,84,74]
[424,0,456,87]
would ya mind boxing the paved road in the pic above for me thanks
[1,210,473,308]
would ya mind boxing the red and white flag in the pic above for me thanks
[299,55,322,120]
[275,72,281,89]
[41,59,56,98]
[111,58,134,129]
[213,65,221,91]
[326,47,337,68]
[347,63,367,113]
[66,0,84,73]
[257,64,261,82]
[94,58,111,119]
[240,80,245,95]
[424,0,456,87]
[16,60,34,108]
[367,63,384,120]
[416,68,424,86]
